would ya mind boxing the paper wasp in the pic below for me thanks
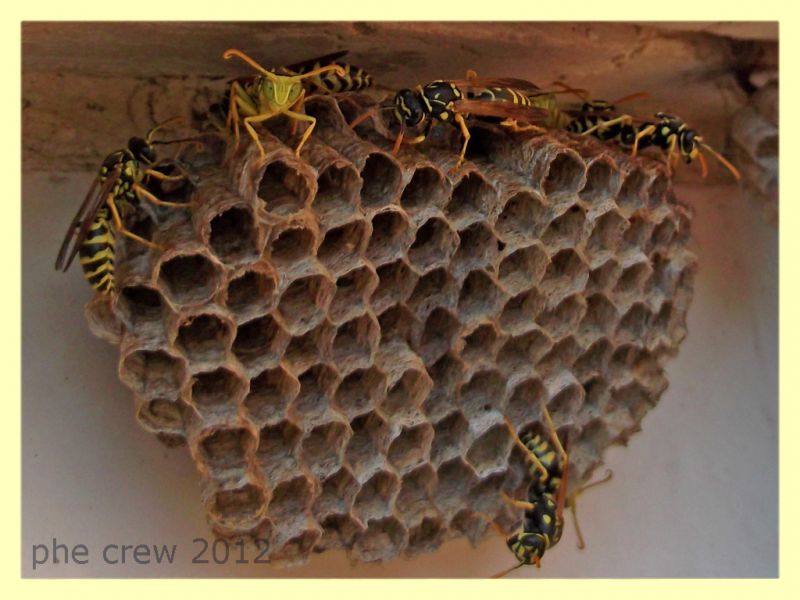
[350,72,553,172]
[220,48,348,159]
[547,84,741,180]
[478,407,612,577]
[54,118,195,294]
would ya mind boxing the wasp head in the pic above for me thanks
[679,128,702,163]
[394,88,425,128]
[507,532,546,565]
[128,137,157,165]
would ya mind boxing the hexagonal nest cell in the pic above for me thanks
[85,93,696,568]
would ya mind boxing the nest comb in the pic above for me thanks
[84,93,696,566]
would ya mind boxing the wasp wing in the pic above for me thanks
[54,165,120,272]
[453,76,545,96]
[453,99,550,123]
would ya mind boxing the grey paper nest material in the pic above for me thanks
[731,81,778,226]
[85,94,696,566]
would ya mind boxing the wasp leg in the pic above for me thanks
[473,511,510,538]
[539,402,567,468]
[228,81,259,152]
[501,491,536,512]
[134,184,192,208]
[501,118,546,134]
[451,112,471,173]
[241,109,281,160]
[581,115,632,138]
[143,168,186,183]
[567,469,613,550]
[631,124,656,158]
[282,105,317,157]
[106,194,161,250]
[503,416,548,482]
[349,107,377,129]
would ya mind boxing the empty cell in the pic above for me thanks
[622,216,653,249]
[434,459,478,517]
[277,274,334,335]
[301,420,350,479]
[497,329,551,375]
[496,190,548,246]
[419,308,461,364]
[270,227,316,264]
[449,510,491,546]
[407,518,446,555]
[292,364,338,421]
[199,427,253,470]
[352,516,406,563]
[547,382,584,423]
[333,367,387,419]
[543,151,586,197]
[353,470,400,523]
[225,269,276,317]
[371,260,418,314]
[617,169,647,213]
[582,377,611,414]
[457,271,504,325]
[157,253,220,306]
[318,513,364,551]
[331,314,379,372]
[608,379,652,418]
[244,366,299,425]
[400,166,447,211]
[466,424,511,477]
[538,336,582,374]
[586,209,628,255]
[575,419,612,459]
[360,153,402,209]
[580,293,619,338]
[381,367,432,418]
[408,217,458,273]
[121,349,185,398]
[377,304,417,344]
[330,266,378,324]
[256,421,302,481]
[304,96,348,131]
[615,262,652,297]
[388,423,434,473]
[345,411,390,477]
[648,218,678,253]
[422,353,465,421]
[430,412,469,465]
[268,475,314,520]
[652,301,674,335]
[366,210,412,266]
[257,160,311,216]
[537,294,587,341]
[461,323,500,365]
[284,322,334,373]
[580,159,619,204]
[212,484,265,521]
[313,163,360,222]
[394,464,437,522]
[318,220,368,272]
[573,339,613,381]
[274,529,321,563]
[498,244,549,295]
[176,313,232,363]
[408,268,457,317]
[647,173,669,208]
[313,467,360,519]
[232,315,288,370]
[445,172,495,226]
[452,222,499,277]
[541,204,587,250]
[540,249,589,299]
[137,398,185,433]
[117,285,165,327]
[506,378,547,427]
[190,367,245,409]
[499,288,544,334]
[460,370,506,420]
[587,258,621,293]
[616,303,652,342]
[208,207,259,264]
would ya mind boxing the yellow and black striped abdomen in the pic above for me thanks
[521,432,564,496]
[469,86,532,107]
[79,207,116,294]
[299,62,373,94]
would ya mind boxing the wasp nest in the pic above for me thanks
[731,81,778,225]
[84,94,696,566]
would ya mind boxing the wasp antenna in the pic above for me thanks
[491,562,525,579]
[551,81,589,102]
[610,91,650,105]
[700,143,741,180]
[697,149,709,178]
[146,116,185,143]
[223,48,272,76]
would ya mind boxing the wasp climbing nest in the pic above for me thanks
[84,93,696,566]
[731,81,778,226]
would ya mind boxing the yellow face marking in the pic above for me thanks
[543,514,552,525]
